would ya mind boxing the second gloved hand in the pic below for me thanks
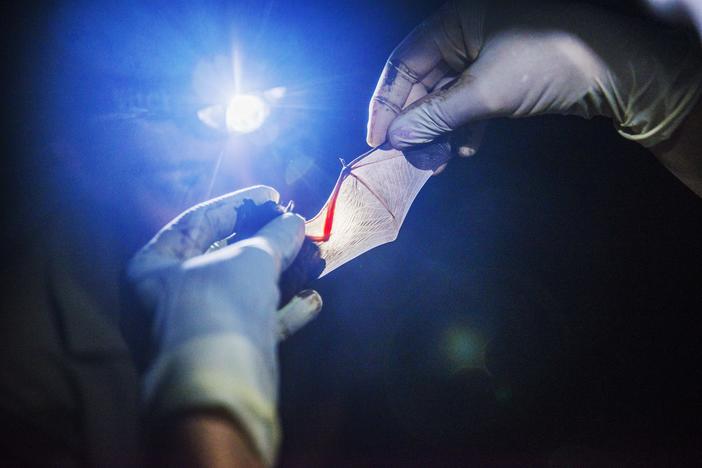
[127,185,322,466]
[367,0,702,153]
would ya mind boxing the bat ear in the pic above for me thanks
[402,135,452,171]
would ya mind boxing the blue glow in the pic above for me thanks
[442,326,489,373]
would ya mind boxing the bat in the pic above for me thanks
[225,139,452,304]
[305,139,451,277]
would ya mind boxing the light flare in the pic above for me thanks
[225,94,268,133]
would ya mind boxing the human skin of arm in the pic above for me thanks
[150,410,264,468]
[651,97,702,198]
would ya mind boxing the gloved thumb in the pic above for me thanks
[387,24,613,151]
[386,70,486,151]
[254,212,306,273]
[276,289,323,340]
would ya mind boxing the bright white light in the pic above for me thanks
[225,94,268,133]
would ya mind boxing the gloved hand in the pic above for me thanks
[647,0,702,38]
[367,0,702,156]
[127,185,322,466]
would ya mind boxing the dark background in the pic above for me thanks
[4,0,702,465]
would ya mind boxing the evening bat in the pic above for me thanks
[229,139,452,304]
[306,139,451,277]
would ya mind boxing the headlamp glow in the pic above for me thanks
[225,94,268,133]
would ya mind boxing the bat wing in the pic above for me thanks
[305,146,433,277]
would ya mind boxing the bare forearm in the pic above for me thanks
[149,410,264,468]
[651,98,702,198]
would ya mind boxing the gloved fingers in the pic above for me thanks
[416,78,484,174]
[647,0,702,37]
[405,82,429,109]
[276,289,323,341]
[367,61,449,148]
[385,79,458,150]
[129,185,279,277]
[366,4,467,147]
[387,55,508,150]
[433,162,448,175]
[250,212,306,274]
[454,121,487,158]
[645,0,690,21]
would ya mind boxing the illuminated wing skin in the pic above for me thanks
[305,146,433,277]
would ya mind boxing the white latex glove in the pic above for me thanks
[368,0,702,154]
[647,0,702,38]
[127,185,322,466]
